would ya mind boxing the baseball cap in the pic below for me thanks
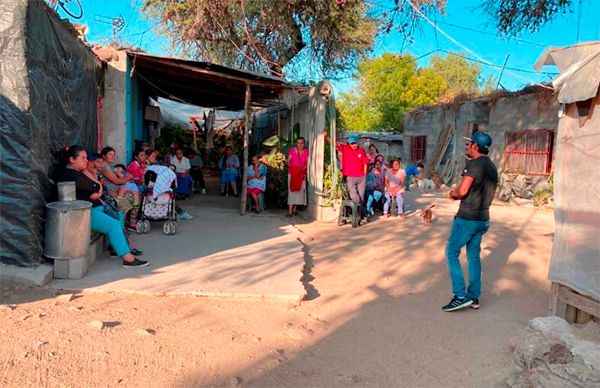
[463,131,492,150]
[86,150,101,161]
[348,135,358,144]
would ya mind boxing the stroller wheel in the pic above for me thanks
[143,220,151,234]
[163,221,177,235]
[135,221,144,234]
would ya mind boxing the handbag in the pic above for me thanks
[100,191,121,220]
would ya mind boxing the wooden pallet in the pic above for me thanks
[550,282,600,324]
[425,124,453,178]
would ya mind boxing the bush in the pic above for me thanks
[262,150,288,208]
[533,189,552,207]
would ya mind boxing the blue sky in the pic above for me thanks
[65,0,599,94]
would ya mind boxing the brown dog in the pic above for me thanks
[420,204,436,224]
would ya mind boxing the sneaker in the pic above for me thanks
[127,224,137,232]
[130,248,143,256]
[122,258,149,268]
[179,211,193,220]
[442,296,473,312]
[470,299,480,309]
[201,188,207,195]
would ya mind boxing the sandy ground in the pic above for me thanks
[0,191,555,387]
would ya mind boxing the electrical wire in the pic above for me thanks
[405,0,554,90]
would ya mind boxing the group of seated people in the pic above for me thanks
[55,145,149,268]
[364,144,424,219]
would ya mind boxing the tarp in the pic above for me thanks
[536,43,600,301]
[0,1,102,267]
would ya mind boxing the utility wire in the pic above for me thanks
[435,21,547,48]
[405,0,554,90]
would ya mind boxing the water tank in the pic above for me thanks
[44,182,92,260]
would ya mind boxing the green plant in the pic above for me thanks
[533,189,552,207]
[322,164,346,207]
[262,149,288,208]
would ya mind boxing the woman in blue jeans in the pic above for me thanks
[55,145,148,268]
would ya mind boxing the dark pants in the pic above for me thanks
[190,168,205,190]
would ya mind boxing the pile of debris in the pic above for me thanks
[507,316,600,387]
[497,173,552,205]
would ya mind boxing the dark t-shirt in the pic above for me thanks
[55,167,102,207]
[457,156,498,221]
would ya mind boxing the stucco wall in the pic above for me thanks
[102,51,128,163]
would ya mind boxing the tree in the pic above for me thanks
[142,0,378,78]
[337,53,446,132]
[483,0,574,35]
[142,1,451,79]
[429,54,482,99]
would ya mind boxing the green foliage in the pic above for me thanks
[337,53,446,131]
[142,0,378,78]
[429,54,482,98]
[483,0,573,35]
[262,150,288,208]
[533,189,553,207]
[154,123,193,154]
[322,164,346,206]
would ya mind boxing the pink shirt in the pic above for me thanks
[126,160,146,186]
[288,148,309,171]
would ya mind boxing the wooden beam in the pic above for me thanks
[556,285,600,318]
[240,84,251,215]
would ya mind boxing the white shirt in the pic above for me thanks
[171,156,191,173]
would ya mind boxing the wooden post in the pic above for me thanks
[240,84,251,215]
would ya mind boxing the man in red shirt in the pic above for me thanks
[325,133,369,211]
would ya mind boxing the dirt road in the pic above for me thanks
[0,193,555,387]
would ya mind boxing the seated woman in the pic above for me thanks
[365,159,385,217]
[55,145,148,267]
[246,155,267,214]
[219,146,240,196]
[171,148,193,198]
[100,147,140,227]
[383,159,407,218]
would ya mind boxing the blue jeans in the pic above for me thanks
[91,206,130,257]
[364,189,383,213]
[445,216,490,299]
[383,191,404,215]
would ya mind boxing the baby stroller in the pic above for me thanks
[136,166,179,235]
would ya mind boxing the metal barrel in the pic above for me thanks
[57,181,77,201]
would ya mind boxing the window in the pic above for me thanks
[410,136,427,162]
[503,130,553,175]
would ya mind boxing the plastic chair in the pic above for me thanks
[338,200,361,228]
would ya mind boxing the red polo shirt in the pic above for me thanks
[337,143,368,177]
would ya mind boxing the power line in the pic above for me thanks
[438,50,558,75]
[435,21,547,48]
[405,0,554,90]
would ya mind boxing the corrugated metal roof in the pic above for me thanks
[126,52,291,110]
[535,42,600,104]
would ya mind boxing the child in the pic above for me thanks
[114,164,139,197]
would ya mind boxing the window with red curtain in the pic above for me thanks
[410,136,427,162]
[503,129,553,175]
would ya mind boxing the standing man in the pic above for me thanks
[442,131,498,312]
[324,133,369,215]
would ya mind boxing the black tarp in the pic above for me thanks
[0,2,102,267]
